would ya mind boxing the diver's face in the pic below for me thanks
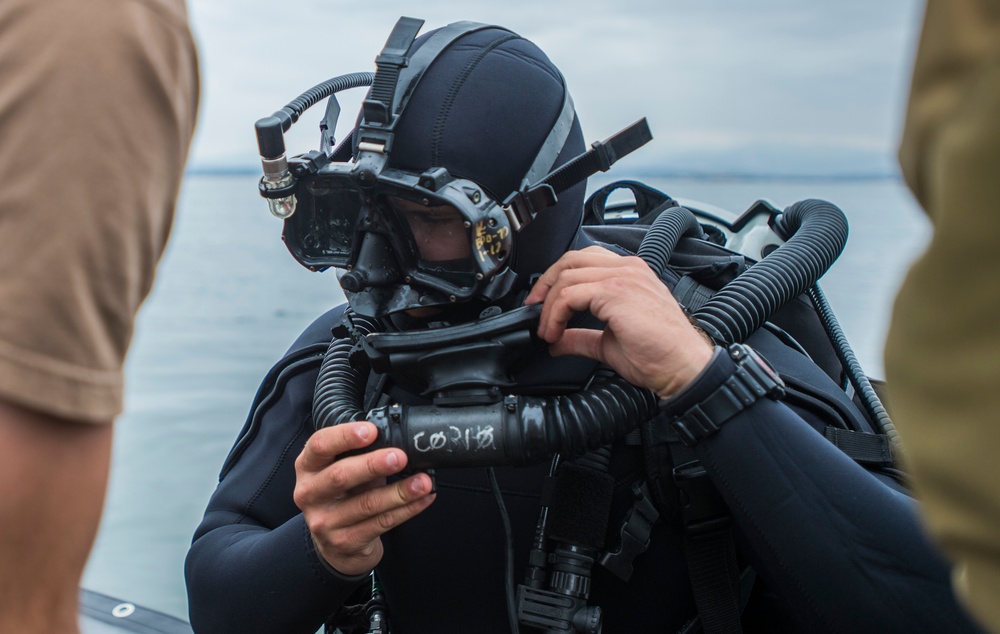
[388,197,471,263]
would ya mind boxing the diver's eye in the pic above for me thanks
[402,209,460,227]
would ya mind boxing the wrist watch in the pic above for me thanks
[669,343,786,447]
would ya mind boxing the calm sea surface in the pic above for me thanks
[81,173,930,620]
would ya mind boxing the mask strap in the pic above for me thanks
[362,17,425,126]
[521,80,577,186]
[393,21,509,118]
[356,19,512,163]
[503,118,653,232]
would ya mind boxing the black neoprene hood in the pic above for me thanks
[372,25,588,298]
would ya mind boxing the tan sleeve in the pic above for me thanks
[0,0,200,422]
[886,0,1000,630]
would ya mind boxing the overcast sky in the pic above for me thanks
[184,0,926,176]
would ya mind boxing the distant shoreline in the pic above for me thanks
[185,166,903,183]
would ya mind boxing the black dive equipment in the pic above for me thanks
[255,15,898,634]
[311,196,885,466]
[257,17,651,318]
[321,305,659,470]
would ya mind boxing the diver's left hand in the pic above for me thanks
[525,246,713,398]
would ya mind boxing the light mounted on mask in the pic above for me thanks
[255,16,653,317]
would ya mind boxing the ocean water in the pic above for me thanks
[81,172,930,620]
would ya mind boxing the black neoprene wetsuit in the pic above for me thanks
[184,297,982,634]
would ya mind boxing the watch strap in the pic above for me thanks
[670,344,785,447]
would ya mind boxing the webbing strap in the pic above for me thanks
[674,276,716,313]
[394,21,507,118]
[503,118,653,231]
[363,17,425,125]
[683,528,744,634]
[544,118,653,195]
[823,427,894,466]
[671,444,745,634]
[521,86,576,186]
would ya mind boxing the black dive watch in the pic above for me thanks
[668,343,786,447]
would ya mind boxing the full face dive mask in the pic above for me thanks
[256,17,652,318]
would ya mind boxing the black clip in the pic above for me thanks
[502,183,557,232]
[599,481,660,581]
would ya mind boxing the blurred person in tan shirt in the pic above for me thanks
[0,1,199,631]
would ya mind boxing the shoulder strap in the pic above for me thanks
[669,443,747,634]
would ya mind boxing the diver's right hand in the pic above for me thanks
[293,421,436,576]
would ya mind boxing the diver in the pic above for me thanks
[185,17,982,634]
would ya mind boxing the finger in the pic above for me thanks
[356,491,436,538]
[541,257,680,329]
[524,246,621,306]
[298,446,410,506]
[537,271,633,342]
[296,422,376,473]
[315,490,437,572]
[535,256,655,340]
[537,280,593,343]
[334,471,435,528]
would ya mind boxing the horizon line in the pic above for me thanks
[185,166,903,182]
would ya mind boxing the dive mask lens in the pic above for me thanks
[387,197,472,262]
[283,173,365,269]
[307,177,366,264]
[383,195,477,288]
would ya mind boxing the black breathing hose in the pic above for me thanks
[636,205,707,274]
[309,311,658,466]
[524,379,657,461]
[694,198,849,345]
[312,312,378,429]
[313,370,657,469]
[310,199,858,468]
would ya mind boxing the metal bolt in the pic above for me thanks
[504,396,517,412]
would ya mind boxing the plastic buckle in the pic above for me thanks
[599,482,660,582]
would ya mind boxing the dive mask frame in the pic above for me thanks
[283,156,518,313]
